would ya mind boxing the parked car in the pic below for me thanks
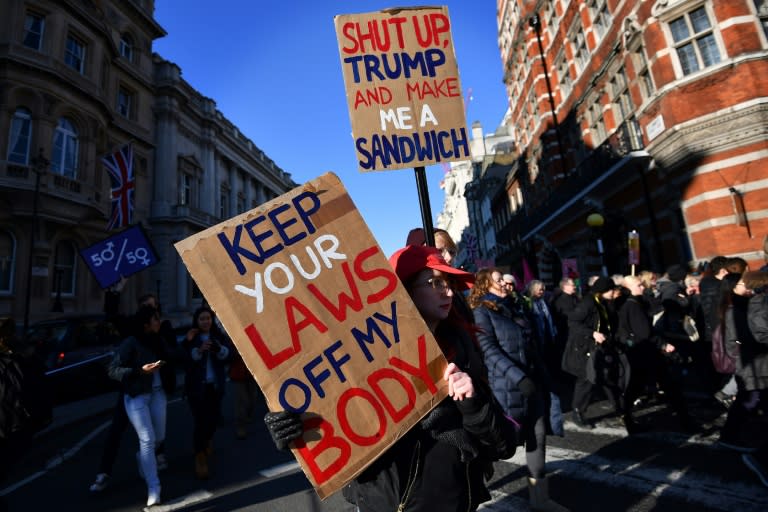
[25,314,124,404]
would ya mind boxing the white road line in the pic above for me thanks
[142,490,213,512]
[258,461,301,479]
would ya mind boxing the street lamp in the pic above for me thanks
[586,212,608,276]
[23,148,49,333]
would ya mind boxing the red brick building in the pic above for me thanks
[491,0,768,282]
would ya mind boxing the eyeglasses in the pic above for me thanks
[417,277,452,291]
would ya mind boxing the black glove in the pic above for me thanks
[518,377,537,398]
[264,411,303,450]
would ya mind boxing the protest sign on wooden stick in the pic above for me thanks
[175,172,449,498]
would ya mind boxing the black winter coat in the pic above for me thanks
[562,295,617,379]
[343,325,516,512]
[108,333,176,397]
[742,293,768,391]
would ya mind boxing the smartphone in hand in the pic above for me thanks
[154,360,166,367]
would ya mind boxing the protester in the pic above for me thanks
[561,277,623,429]
[743,270,768,486]
[717,273,756,451]
[1,315,51,512]
[264,245,517,512]
[89,293,175,493]
[469,269,568,511]
[108,305,176,507]
[183,306,231,479]
[698,256,736,407]
[617,275,680,433]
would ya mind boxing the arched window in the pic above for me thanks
[53,240,76,295]
[51,117,78,178]
[7,108,32,165]
[119,33,134,62]
[0,230,16,294]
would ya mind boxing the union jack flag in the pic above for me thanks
[103,143,135,230]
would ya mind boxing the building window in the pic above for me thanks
[669,6,721,75]
[588,101,606,146]
[556,53,572,99]
[633,49,655,100]
[23,12,45,50]
[65,35,86,73]
[7,108,32,165]
[571,26,589,73]
[119,33,134,62]
[117,87,133,119]
[0,230,15,294]
[590,0,613,41]
[51,117,78,178]
[53,240,76,296]
[220,187,229,218]
[180,172,194,206]
[543,2,558,39]
[528,89,539,125]
[611,67,633,124]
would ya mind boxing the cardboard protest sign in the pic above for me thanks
[335,6,469,172]
[174,173,449,498]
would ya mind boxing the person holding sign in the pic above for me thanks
[469,269,569,512]
[265,245,517,511]
[183,306,231,479]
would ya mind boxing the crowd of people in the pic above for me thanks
[265,230,768,512]
[2,226,767,511]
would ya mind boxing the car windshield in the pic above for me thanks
[27,323,68,345]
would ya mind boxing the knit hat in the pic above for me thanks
[591,276,615,294]
[666,264,688,282]
[389,245,474,289]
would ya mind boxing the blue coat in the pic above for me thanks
[473,296,564,436]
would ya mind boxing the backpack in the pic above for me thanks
[0,352,52,440]
[710,324,736,374]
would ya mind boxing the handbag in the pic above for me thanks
[586,342,631,390]
[710,324,736,374]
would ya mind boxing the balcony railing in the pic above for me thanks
[516,119,645,235]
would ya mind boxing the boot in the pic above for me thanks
[572,409,594,429]
[194,452,209,480]
[528,477,570,512]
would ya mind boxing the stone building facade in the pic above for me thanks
[488,0,768,283]
[0,0,294,327]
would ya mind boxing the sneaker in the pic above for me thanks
[146,486,161,507]
[742,454,768,487]
[714,391,735,409]
[156,453,168,472]
[89,473,110,492]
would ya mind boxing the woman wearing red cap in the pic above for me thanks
[264,245,517,512]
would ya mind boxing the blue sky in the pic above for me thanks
[153,1,508,258]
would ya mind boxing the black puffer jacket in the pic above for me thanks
[342,326,516,512]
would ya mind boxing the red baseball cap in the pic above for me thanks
[389,245,474,289]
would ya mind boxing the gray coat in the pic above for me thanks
[744,293,768,391]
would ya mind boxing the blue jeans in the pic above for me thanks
[124,388,167,491]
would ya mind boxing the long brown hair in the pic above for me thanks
[468,268,500,311]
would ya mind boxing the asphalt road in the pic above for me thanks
[3,379,767,511]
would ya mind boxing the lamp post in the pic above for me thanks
[23,148,50,333]
[529,14,568,177]
[587,212,608,276]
